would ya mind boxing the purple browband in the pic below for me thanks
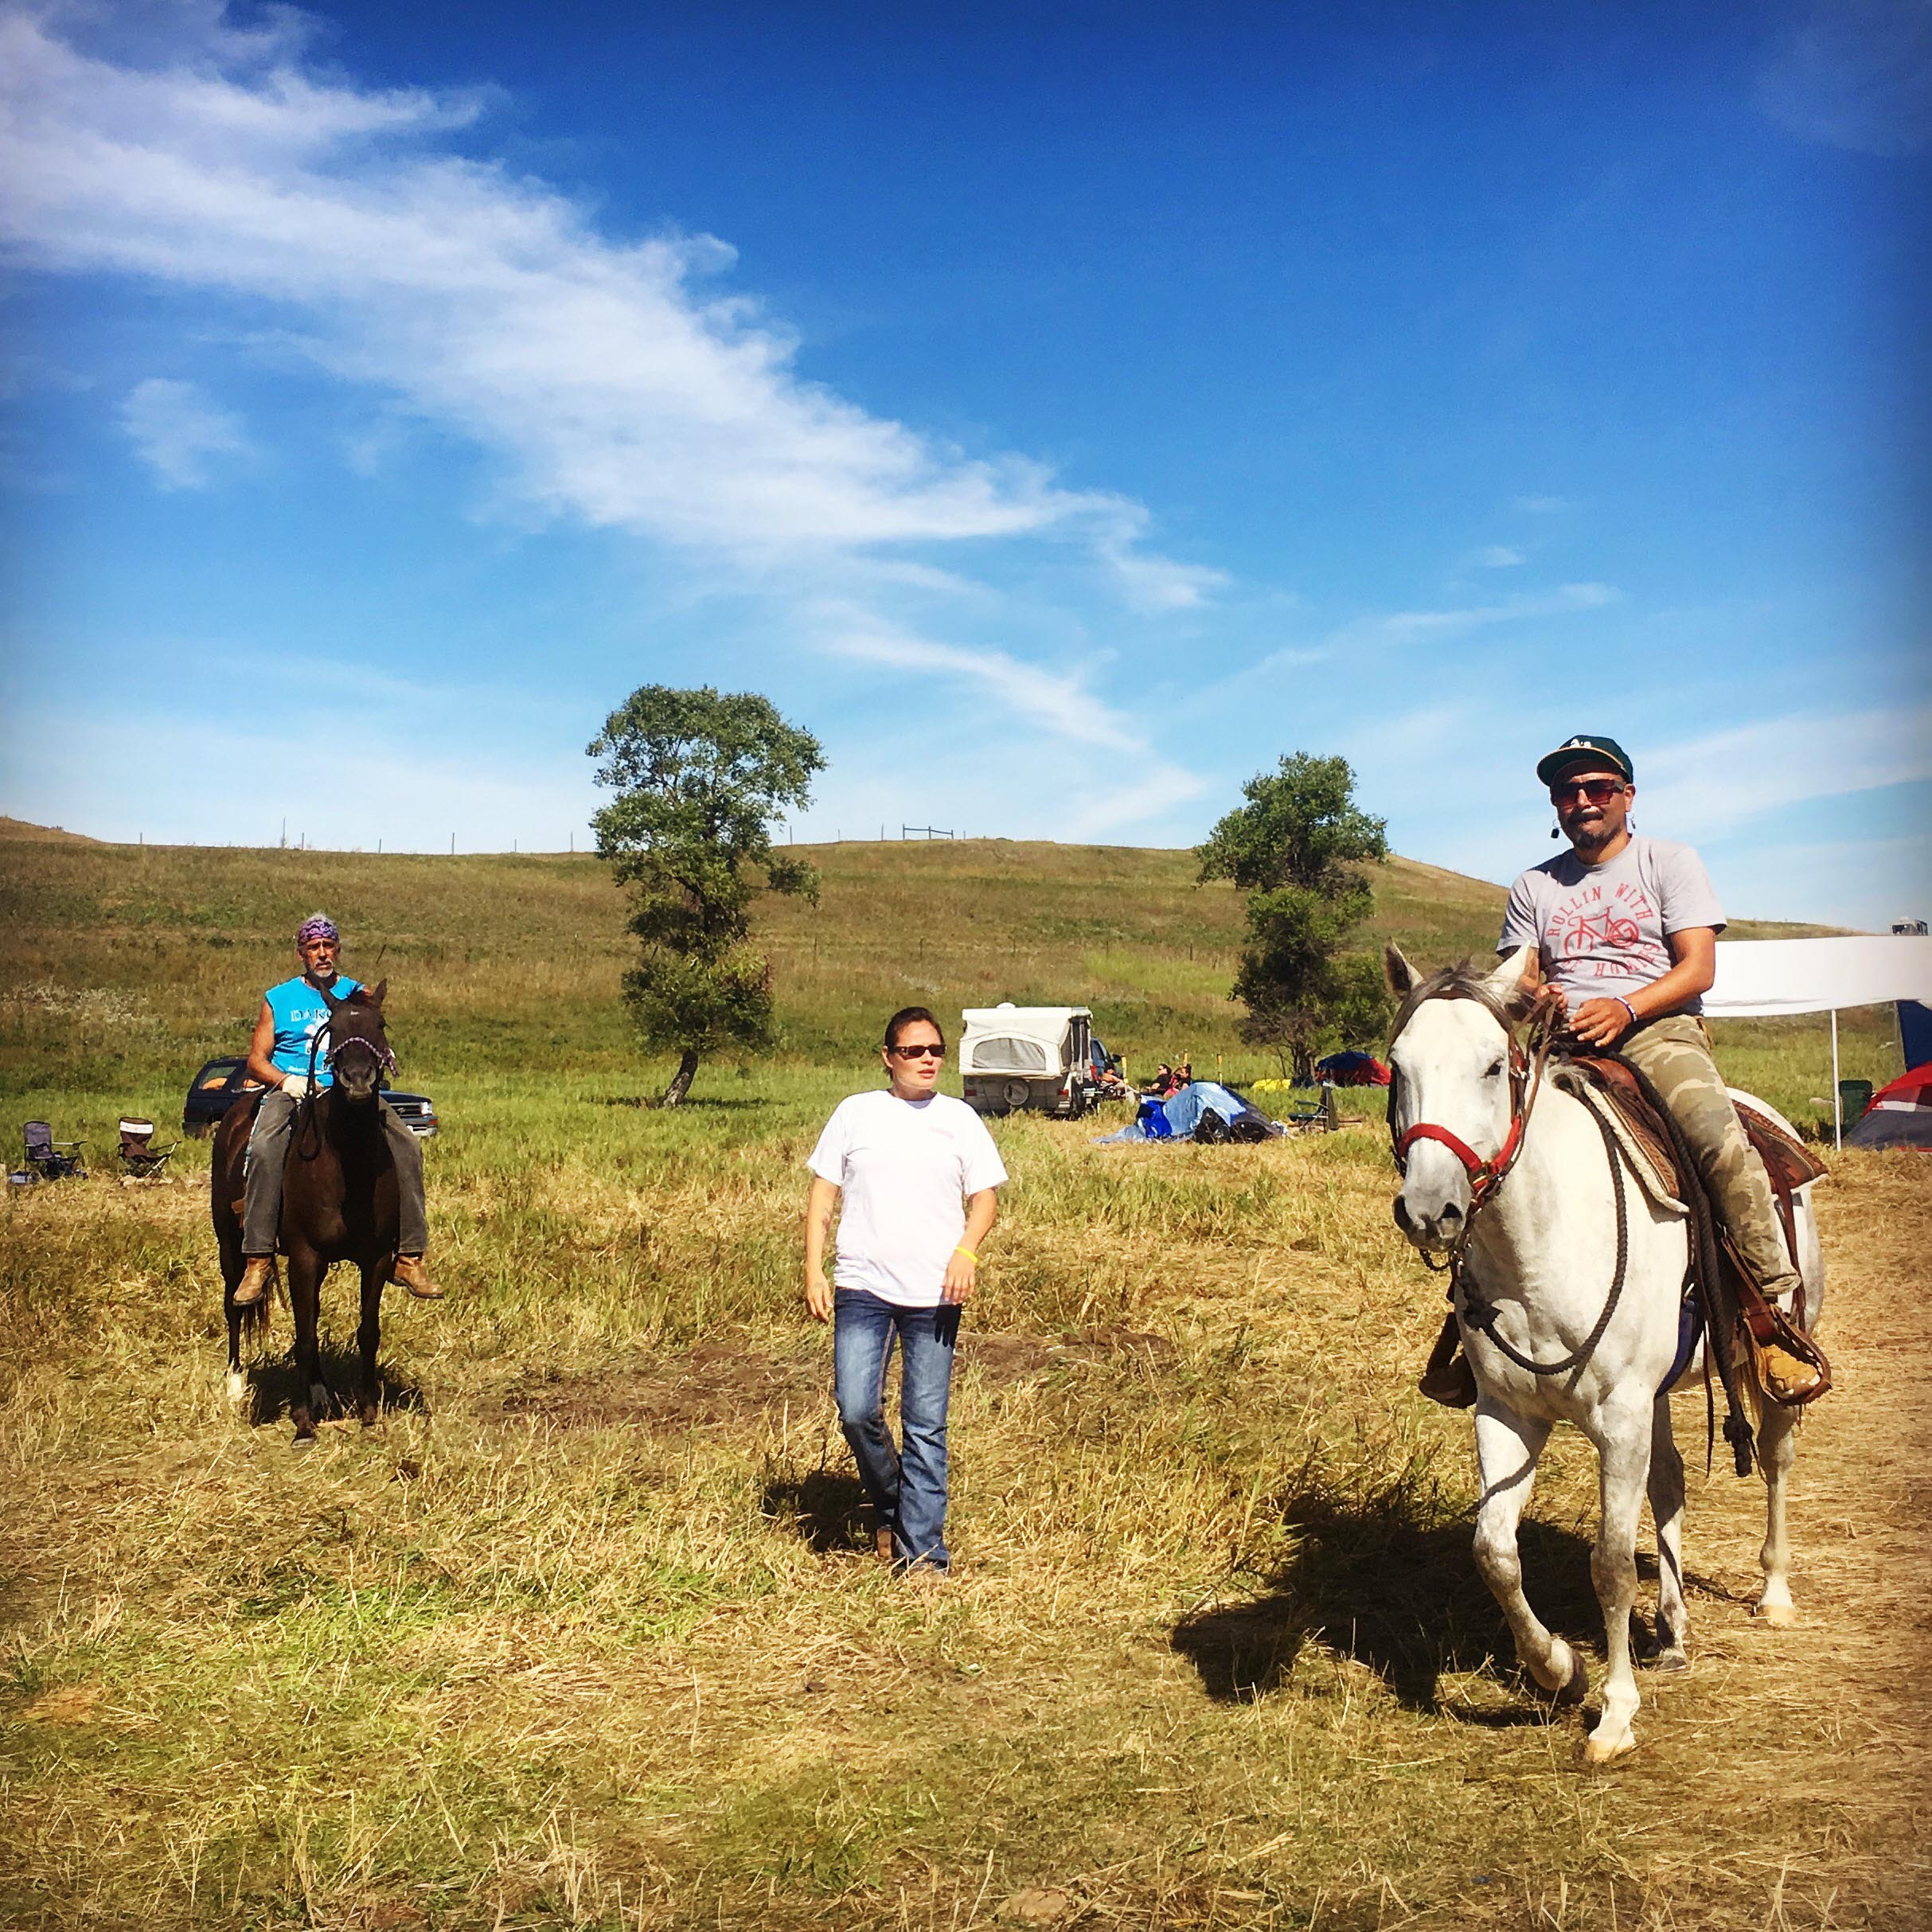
[296,916,339,945]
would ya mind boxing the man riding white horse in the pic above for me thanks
[1421,733,1805,1407]
[232,915,440,1308]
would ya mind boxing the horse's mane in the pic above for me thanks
[1390,957,1529,1042]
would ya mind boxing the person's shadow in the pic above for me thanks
[1171,1478,1601,1720]
[760,1468,873,1555]
[247,1341,429,1427]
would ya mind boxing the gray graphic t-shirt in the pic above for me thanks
[1498,836,1725,1014]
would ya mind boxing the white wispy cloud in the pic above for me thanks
[0,3,1210,591]
[119,377,249,487]
[1476,544,1524,568]
[1756,0,1932,158]
[1300,581,1618,658]
[828,623,1140,753]
[824,619,1208,834]
[1637,705,1932,837]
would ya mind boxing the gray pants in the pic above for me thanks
[243,1088,429,1256]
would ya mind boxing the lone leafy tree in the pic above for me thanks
[589,685,826,1106]
[1196,752,1391,1084]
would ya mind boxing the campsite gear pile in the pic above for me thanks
[1093,1079,1286,1146]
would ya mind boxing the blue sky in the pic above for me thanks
[2,0,1927,927]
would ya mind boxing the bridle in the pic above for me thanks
[1388,983,1554,1259]
[1388,977,1636,1385]
[294,1005,396,1159]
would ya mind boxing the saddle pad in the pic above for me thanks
[1552,1066,1687,1216]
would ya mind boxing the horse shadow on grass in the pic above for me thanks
[1171,1480,1601,1722]
[246,1341,429,1429]
[759,1468,875,1556]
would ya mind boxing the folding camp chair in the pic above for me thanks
[117,1117,178,1180]
[23,1121,87,1181]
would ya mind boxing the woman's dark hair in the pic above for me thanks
[884,1006,945,1049]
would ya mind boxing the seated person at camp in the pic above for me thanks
[1147,1063,1181,1099]
[1177,1060,1194,1087]
[232,915,440,1308]
[1420,735,1808,1408]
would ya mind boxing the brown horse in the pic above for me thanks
[212,980,401,1443]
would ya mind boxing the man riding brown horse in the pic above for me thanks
[232,914,441,1306]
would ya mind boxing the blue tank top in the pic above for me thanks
[264,974,361,1089]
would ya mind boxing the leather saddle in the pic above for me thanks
[1562,1055,1832,1407]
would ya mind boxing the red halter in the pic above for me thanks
[1392,1110,1525,1212]
[1389,1029,1536,1217]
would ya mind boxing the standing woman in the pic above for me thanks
[805,1007,1007,1575]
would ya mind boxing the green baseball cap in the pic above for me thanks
[1536,734,1633,786]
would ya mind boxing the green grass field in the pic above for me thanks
[2,832,1925,1931]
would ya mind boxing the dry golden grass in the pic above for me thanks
[2,1081,1928,1930]
[2,833,1922,1930]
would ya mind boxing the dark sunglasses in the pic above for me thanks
[1550,779,1626,806]
[888,1043,946,1060]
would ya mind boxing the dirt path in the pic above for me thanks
[1610,1153,1932,1925]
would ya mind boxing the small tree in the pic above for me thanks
[588,685,825,1105]
[1196,752,1390,1084]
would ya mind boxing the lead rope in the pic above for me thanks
[1454,1099,1629,1376]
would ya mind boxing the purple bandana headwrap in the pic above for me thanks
[295,914,340,946]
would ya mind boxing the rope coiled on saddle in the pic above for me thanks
[1594,1044,1757,1477]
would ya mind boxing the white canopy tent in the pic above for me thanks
[1704,935,1932,1146]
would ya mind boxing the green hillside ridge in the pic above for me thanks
[0,829,1864,1106]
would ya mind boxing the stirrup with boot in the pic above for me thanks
[391,1255,443,1301]
[232,1255,275,1308]
[1418,1310,1478,1409]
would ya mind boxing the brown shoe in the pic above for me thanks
[233,1255,274,1308]
[1758,1342,1825,1405]
[391,1255,443,1300]
[874,1523,896,1566]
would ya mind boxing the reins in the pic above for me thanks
[293,1005,396,1163]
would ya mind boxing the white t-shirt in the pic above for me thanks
[807,1090,1009,1308]
[1499,835,1726,1014]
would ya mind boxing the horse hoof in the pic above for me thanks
[1753,1599,1797,1629]
[1645,1647,1691,1676]
[291,1429,316,1450]
[224,1371,247,1406]
[1582,1729,1637,1766]
[1553,1649,1590,1707]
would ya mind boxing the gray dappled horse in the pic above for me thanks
[1385,945,1823,1762]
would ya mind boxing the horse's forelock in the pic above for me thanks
[1389,959,1516,1045]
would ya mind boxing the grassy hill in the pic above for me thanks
[0,829,1879,1112]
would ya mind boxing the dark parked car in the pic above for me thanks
[183,1057,439,1138]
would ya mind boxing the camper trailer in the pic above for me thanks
[960,1003,1114,1118]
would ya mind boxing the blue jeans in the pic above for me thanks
[833,1288,962,1574]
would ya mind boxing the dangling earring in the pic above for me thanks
[1551,823,1561,839]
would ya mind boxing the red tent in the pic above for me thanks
[1844,1064,1932,1151]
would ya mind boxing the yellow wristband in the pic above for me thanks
[954,1247,979,1263]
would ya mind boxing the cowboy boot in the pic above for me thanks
[1418,1310,1477,1408]
[232,1255,275,1308]
[391,1255,443,1301]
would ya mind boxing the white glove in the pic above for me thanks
[279,1074,311,1098]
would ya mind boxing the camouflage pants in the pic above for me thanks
[1619,1014,1801,1297]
